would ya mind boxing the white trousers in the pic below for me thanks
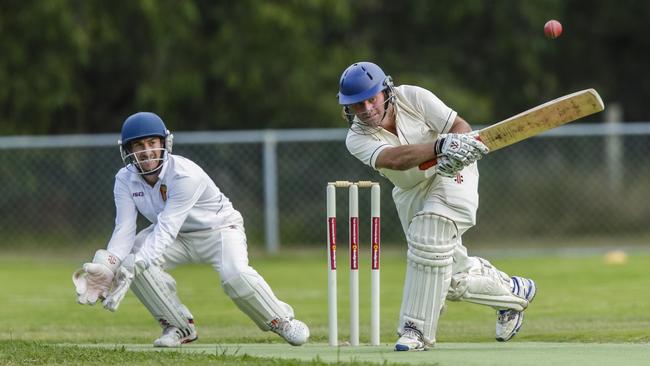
[132,223,295,332]
[393,163,487,274]
[133,224,259,283]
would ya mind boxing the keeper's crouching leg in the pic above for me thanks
[222,270,310,346]
[130,265,197,347]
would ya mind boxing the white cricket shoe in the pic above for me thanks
[496,276,537,342]
[269,318,310,346]
[394,323,428,351]
[153,323,198,347]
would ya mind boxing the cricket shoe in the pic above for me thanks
[269,318,310,346]
[495,276,537,342]
[394,322,428,351]
[153,321,198,347]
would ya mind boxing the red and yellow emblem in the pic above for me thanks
[160,184,167,202]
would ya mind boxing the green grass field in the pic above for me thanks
[1,248,649,365]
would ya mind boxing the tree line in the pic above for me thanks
[1,0,648,135]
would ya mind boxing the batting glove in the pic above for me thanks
[435,155,465,178]
[434,133,489,166]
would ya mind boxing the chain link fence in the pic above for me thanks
[1,124,649,253]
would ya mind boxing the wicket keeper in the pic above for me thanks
[73,112,309,347]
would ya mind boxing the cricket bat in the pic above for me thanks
[419,88,605,171]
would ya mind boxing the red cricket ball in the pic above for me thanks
[544,19,563,39]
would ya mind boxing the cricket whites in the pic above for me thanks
[419,88,605,170]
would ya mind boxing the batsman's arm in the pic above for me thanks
[375,144,437,170]
[447,115,473,134]
[377,116,478,171]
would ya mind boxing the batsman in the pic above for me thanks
[72,112,309,347]
[337,62,536,351]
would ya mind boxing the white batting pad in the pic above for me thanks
[222,272,294,331]
[447,257,528,311]
[130,265,195,333]
[398,213,458,345]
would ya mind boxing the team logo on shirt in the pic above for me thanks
[160,184,168,202]
[132,192,144,197]
[455,173,463,184]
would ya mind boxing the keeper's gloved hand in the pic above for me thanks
[434,133,489,166]
[103,254,144,312]
[72,250,121,305]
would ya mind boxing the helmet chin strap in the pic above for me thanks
[142,165,162,176]
[377,98,395,127]
[379,107,389,125]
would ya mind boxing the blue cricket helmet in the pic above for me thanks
[338,62,391,105]
[120,112,169,146]
[118,112,174,174]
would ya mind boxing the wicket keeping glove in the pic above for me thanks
[103,254,148,312]
[72,249,121,305]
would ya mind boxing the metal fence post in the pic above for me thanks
[263,130,279,254]
[605,103,623,192]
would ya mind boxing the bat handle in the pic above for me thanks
[419,133,482,171]
[418,157,437,171]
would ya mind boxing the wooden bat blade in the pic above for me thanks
[478,88,604,152]
[418,89,604,171]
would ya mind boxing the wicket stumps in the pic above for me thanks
[327,180,380,346]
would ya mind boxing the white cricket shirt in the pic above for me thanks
[346,85,457,189]
[106,154,242,265]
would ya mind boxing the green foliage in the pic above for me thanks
[1,1,647,134]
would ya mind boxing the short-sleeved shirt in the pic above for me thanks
[106,154,242,265]
[346,85,457,189]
